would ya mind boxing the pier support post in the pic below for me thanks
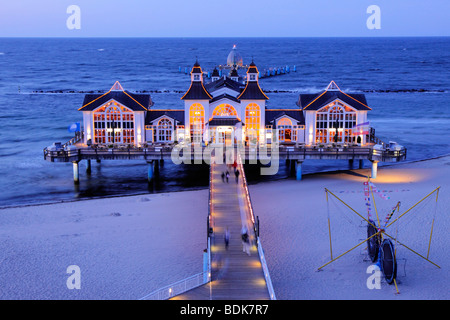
[295,161,303,181]
[154,160,160,175]
[147,161,154,183]
[349,159,354,169]
[371,160,379,179]
[290,160,296,176]
[359,159,364,169]
[86,159,91,175]
[72,161,80,185]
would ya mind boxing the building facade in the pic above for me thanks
[79,61,372,148]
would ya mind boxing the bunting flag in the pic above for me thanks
[364,181,372,219]
[383,204,399,227]
[352,121,370,135]
[363,178,397,226]
[369,182,391,200]
[337,189,409,194]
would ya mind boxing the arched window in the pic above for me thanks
[316,101,356,144]
[189,103,205,143]
[212,104,237,117]
[245,103,260,141]
[277,117,292,127]
[157,118,173,142]
[277,117,293,142]
[93,101,134,144]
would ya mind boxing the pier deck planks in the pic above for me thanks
[172,163,270,300]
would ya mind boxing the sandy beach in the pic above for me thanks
[0,190,208,300]
[252,156,449,300]
[0,155,448,300]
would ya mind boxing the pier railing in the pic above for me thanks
[279,145,406,162]
[44,143,406,163]
[63,131,84,148]
[236,151,277,300]
[139,271,208,300]
[43,145,175,162]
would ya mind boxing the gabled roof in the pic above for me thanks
[78,81,152,111]
[265,109,305,125]
[205,76,243,94]
[298,81,371,111]
[210,93,240,104]
[145,109,185,125]
[110,81,124,91]
[181,81,212,100]
[326,80,340,91]
[237,81,269,100]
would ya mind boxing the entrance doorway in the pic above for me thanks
[214,126,234,145]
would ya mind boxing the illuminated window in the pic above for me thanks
[277,117,293,142]
[189,103,205,143]
[93,102,134,144]
[316,101,356,144]
[156,118,173,142]
[245,103,260,141]
[212,104,237,117]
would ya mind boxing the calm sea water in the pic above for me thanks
[0,37,449,207]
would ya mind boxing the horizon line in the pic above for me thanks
[1,35,450,39]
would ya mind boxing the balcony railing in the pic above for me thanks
[44,139,406,163]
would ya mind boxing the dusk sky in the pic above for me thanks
[0,0,449,37]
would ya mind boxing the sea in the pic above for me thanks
[0,37,449,207]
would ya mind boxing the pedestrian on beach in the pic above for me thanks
[226,171,230,183]
[235,169,240,183]
[224,227,230,250]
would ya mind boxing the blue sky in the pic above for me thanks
[0,0,449,37]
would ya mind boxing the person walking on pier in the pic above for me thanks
[221,172,225,182]
[224,227,230,250]
[226,171,230,183]
[235,169,240,183]
[232,160,237,172]
[241,226,250,256]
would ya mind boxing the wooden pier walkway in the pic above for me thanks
[172,162,270,300]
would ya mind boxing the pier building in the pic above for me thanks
[44,59,406,183]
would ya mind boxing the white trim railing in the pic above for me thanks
[257,240,276,300]
[139,271,208,300]
[236,151,277,300]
